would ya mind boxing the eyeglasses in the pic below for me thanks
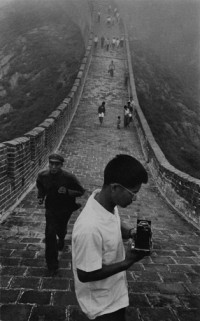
[117,184,137,199]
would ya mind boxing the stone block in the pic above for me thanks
[19,290,51,305]
[80,63,85,71]
[53,291,78,306]
[156,282,188,295]
[1,266,27,276]
[77,70,83,79]
[147,293,182,308]
[125,307,140,321]
[82,57,87,64]
[129,293,151,307]
[21,258,45,267]
[139,307,177,321]
[30,306,67,321]
[10,276,40,289]
[38,118,55,153]
[41,278,70,290]
[0,289,20,304]
[128,281,159,294]
[5,137,31,181]
[67,305,90,321]
[25,127,45,169]
[175,308,199,321]
[0,304,32,321]
[74,78,81,86]
[48,110,61,119]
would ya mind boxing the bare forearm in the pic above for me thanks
[77,260,133,283]
[77,244,147,283]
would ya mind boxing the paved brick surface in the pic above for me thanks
[0,1,200,320]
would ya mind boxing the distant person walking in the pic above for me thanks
[124,105,130,128]
[130,97,135,108]
[97,10,101,23]
[116,37,120,48]
[111,16,115,26]
[127,101,133,125]
[98,101,106,126]
[101,35,105,48]
[36,153,85,275]
[116,11,120,23]
[117,116,121,129]
[108,60,115,77]
[120,36,124,47]
[106,15,111,27]
[105,37,110,51]
[94,35,98,49]
[112,37,116,49]
[124,69,129,86]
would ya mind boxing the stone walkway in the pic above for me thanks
[0,1,200,321]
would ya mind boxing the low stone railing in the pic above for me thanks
[0,32,94,221]
[124,26,200,230]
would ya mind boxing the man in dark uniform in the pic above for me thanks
[98,101,106,126]
[36,153,85,275]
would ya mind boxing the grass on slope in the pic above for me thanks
[130,40,200,179]
[0,0,85,142]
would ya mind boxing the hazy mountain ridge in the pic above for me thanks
[0,0,87,142]
[126,0,200,101]
[117,0,200,178]
[131,39,200,178]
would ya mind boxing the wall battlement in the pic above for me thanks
[1,3,199,230]
[124,26,200,230]
[0,25,93,220]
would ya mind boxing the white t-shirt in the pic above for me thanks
[72,190,129,320]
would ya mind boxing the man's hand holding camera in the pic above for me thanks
[124,241,147,269]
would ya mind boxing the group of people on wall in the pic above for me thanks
[93,3,124,52]
[37,152,148,321]
[98,98,135,130]
[94,34,125,51]
[36,3,147,321]
[97,4,121,26]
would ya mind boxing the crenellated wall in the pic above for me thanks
[1,1,199,230]
[124,25,200,230]
[0,23,94,221]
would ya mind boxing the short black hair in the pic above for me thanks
[104,154,148,187]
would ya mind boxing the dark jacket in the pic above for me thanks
[36,169,85,211]
[98,105,105,114]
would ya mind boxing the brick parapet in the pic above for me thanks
[124,24,200,229]
[0,27,93,220]
[0,143,10,209]
[24,127,46,177]
[2,137,32,205]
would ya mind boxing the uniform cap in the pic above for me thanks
[49,153,64,163]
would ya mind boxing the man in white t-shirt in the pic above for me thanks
[72,154,148,320]
[94,35,99,49]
